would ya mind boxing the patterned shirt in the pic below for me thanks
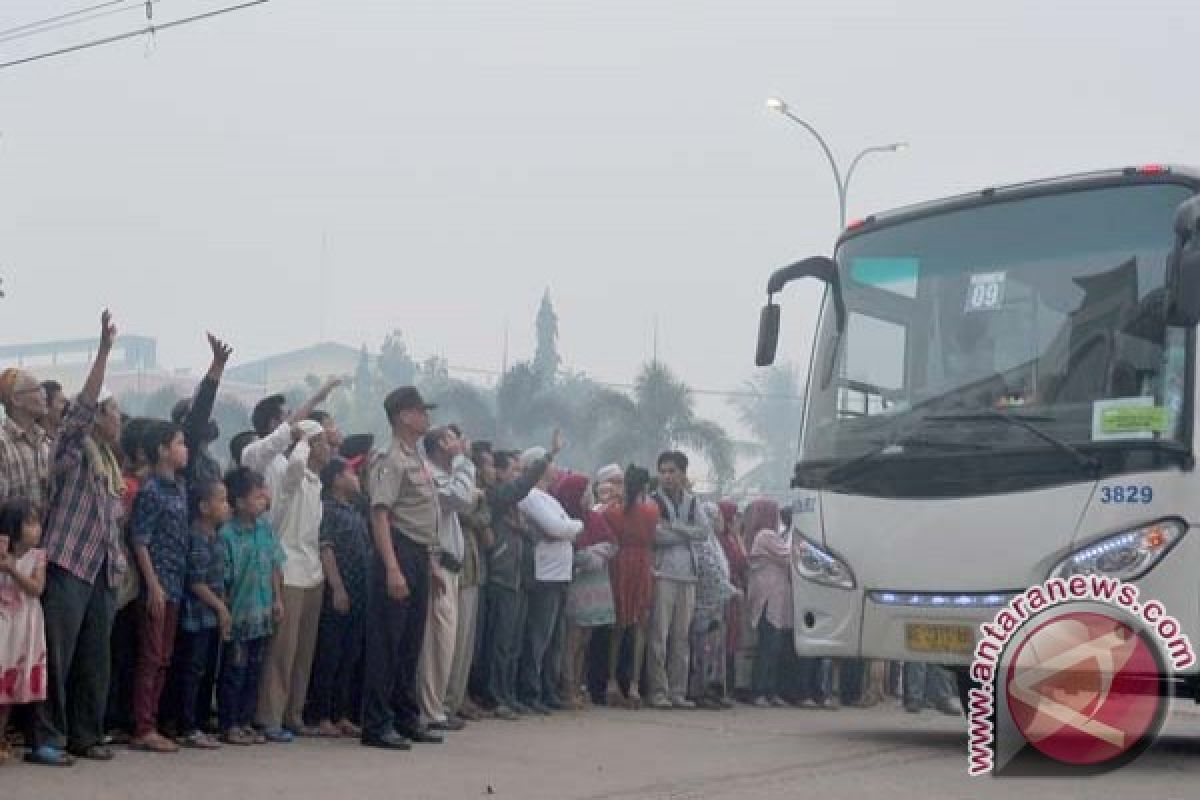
[181,524,226,633]
[319,496,371,609]
[130,474,190,602]
[0,417,50,511]
[221,516,285,643]
[42,399,127,588]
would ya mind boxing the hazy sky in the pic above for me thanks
[2,0,1198,417]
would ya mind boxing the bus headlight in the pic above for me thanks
[793,533,856,590]
[1050,519,1186,581]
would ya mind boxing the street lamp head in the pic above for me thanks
[889,142,910,152]
[765,96,789,114]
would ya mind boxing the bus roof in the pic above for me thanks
[837,164,1200,247]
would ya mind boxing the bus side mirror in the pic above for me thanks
[1167,195,1200,326]
[756,302,781,366]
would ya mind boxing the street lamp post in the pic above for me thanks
[765,96,907,230]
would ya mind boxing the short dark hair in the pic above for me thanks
[309,410,331,426]
[146,421,184,465]
[230,430,258,467]
[170,397,192,425]
[447,423,462,438]
[470,440,493,469]
[493,451,513,472]
[251,394,287,437]
[657,450,688,473]
[40,380,62,400]
[0,496,33,538]
[423,426,450,459]
[224,466,264,504]
[119,417,154,466]
[189,478,224,519]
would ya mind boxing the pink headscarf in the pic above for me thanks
[741,497,780,552]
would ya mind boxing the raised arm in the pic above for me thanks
[183,333,233,454]
[240,422,300,475]
[437,454,478,514]
[288,377,343,426]
[520,492,583,541]
[80,310,117,406]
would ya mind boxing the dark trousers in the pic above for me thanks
[360,532,430,740]
[133,600,179,736]
[35,564,117,751]
[307,602,365,723]
[467,585,491,702]
[483,583,523,708]
[518,581,567,706]
[104,602,138,734]
[839,658,865,705]
[751,617,787,698]
[586,625,612,704]
[176,628,219,734]
[217,637,266,731]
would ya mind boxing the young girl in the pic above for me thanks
[603,466,659,709]
[745,498,790,708]
[0,498,47,765]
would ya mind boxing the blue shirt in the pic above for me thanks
[181,524,226,633]
[320,496,371,609]
[221,516,285,643]
[130,474,190,601]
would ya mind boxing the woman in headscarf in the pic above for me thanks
[602,466,658,709]
[554,472,617,710]
[689,502,739,709]
[744,497,791,708]
[716,500,747,699]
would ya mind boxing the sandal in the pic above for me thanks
[70,744,115,761]
[317,720,342,738]
[337,719,362,737]
[130,732,180,753]
[248,727,268,745]
[220,729,255,747]
[179,731,221,750]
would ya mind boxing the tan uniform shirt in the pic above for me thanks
[369,435,439,548]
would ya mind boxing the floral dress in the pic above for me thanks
[0,548,47,704]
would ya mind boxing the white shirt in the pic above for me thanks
[518,487,583,582]
[238,421,292,530]
[429,454,476,564]
[275,439,324,589]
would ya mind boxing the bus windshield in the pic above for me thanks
[802,182,1194,478]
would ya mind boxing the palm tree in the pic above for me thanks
[587,362,734,489]
[729,362,805,492]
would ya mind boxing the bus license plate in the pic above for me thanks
[905,623,975,655]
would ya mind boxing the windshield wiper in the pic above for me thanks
[822,413,990,487]
[925,408,1101,474]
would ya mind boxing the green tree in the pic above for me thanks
[729,362,805,492]
[532,289,561,382]
[587,362,734,490]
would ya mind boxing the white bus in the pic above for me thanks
[754,165,1200,705]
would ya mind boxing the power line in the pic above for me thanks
[0,0,268,72]
[0,0,132,39]
[0,1,160,47]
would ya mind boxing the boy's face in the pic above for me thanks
[479,452,496,487]
[237,485,269,519]
[658,462,683,494]
[165,432,189,471]
[202,484,232,525]
[336,468,361,497]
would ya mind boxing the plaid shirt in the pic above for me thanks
[0,417,50,511]
[42,399,127,588]
[181,524,226,633]
[130,474,190,601]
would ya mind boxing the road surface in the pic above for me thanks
[6,704,1200,799]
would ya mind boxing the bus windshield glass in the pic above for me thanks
[802,182,1194,468]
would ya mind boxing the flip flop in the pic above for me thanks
[24,745,75,767]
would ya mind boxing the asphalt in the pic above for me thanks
[5,704,1200,799]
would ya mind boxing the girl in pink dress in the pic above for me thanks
[0,498,48,765]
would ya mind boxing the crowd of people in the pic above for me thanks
[0,310,958,768]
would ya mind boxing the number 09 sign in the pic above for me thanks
[966,271,1006,312]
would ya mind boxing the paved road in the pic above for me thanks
[6,705,1200,799]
